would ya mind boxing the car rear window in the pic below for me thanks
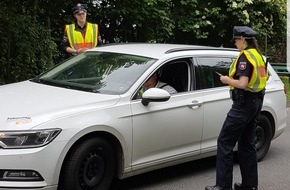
[196,57,234,89]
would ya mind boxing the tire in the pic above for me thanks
[256,114,272,161]
[60,138,116,190]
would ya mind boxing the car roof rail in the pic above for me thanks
[165,46,238,54]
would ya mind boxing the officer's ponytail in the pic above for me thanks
[246,38,262,54]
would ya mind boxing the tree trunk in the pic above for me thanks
[47,16,53,68]
[32,0,38,24]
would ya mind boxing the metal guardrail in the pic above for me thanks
[271,63,289,77]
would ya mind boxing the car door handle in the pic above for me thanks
[188,100,202,109]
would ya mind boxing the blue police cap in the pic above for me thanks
[232,26,257,39]
[72,3,87,14]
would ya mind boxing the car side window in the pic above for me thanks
[132,58,191,100]
[196,57,233,89]
[158,59,190,93]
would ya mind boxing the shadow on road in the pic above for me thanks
[110,156,217,190]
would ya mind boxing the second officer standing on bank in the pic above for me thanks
[205,26,268,190]
[61,3,102,57]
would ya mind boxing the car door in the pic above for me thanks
[196,56,235,154]
[130,58,203,170]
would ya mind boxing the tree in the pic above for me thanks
[0,0,286,84]
[0,0,58,84]
[89,0,174,43]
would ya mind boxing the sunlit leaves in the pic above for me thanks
[0,0,286,84]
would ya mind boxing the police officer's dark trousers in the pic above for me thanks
[216,91,263,188]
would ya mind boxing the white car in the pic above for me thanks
[0,43,287,190]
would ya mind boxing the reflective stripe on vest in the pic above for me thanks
[229,48,268,92]
[66,22,98,50]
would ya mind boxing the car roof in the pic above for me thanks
[87,43,238,59]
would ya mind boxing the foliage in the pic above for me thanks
[0,0,287,84]
[0,0,59,84]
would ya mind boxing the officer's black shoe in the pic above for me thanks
[234,182,258,190]
[205,185,232,190]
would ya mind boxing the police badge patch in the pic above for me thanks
[239,62,247,70]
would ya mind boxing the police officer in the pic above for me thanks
[60,3,102,57]
[205,26,268,190]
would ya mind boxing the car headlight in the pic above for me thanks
[0,129,61,149]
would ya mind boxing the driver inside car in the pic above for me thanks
[137,72,177,98]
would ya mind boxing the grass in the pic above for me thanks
[280,76,290,100]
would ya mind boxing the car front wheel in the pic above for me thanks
[60,137,116,190]
[256,114,272,161]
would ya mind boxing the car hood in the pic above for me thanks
[0,81,120,130]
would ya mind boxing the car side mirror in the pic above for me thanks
[141,88,171,106]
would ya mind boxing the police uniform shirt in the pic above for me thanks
[60,22,102,55]
[60,22,87,52]
[73,22,87,36]
[234,50,253,80]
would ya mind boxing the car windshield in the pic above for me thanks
[34,52,156,95]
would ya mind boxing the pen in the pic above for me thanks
[215,72,223,76]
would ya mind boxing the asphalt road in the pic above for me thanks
[110,108,290,190]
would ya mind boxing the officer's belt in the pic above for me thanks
[230,89,264,102]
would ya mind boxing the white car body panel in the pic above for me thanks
[131,92,203,169]
[0,81,120,130]
[0,43,286,189]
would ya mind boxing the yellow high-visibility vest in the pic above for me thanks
[229,48,268,92]
[65,22,98,50]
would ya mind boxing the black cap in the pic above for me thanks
[232,26,257,40]
[72,3,87,14]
